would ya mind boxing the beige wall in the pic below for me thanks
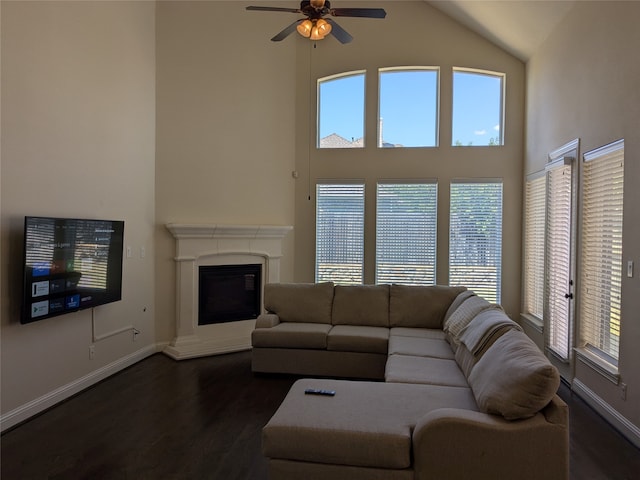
[1,1,156,420]
[293,1,525,317]
[526,1,640,432]
[154,1,297,342]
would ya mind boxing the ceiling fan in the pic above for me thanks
[246,0,386,44]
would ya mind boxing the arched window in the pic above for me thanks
[452,68,505,146]
[317,71,365,148]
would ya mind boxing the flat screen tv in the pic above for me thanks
[21,216,124,324]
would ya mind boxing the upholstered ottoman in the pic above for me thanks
[262,378,479,480]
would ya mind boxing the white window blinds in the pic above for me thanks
[316,183,365,285]
[449,181,503,303]
[523,173,546,320]
[376,182,437,285]
[579,140,624,365]
[545,158,573,360]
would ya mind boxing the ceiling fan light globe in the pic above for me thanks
[316,18,332,36]
[296,19,313,37]
[310,25,325,40]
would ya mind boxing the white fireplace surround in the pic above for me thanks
[163,223,293,360]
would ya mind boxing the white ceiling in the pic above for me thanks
[426,0,577,61]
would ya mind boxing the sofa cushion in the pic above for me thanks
[468,329,561,420]
[264,282,334,324]
[389,285,467,328]
[390,327,445,340]
[263,378,478,470]
[388,336,454,360]
[385,355,469,387]
[327,325,389,354]
[331,284,390,327]
[251,322,332,349]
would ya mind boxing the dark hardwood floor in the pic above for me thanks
[2,351,639,479]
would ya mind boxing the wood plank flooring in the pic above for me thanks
[2,351,639,479]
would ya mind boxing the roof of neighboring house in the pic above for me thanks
[319,133,364,149]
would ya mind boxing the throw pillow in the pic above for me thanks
[443,295,493,342]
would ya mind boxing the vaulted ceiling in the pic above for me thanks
[426,0,576,61]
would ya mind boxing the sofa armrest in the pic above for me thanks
[412,406,568,480]
[255,313,280,329]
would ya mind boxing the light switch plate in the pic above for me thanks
[628,260,634,278]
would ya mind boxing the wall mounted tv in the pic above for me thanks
[21,216,124,324]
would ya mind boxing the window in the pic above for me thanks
[523,173,546,320]
[376,181,437,285]
[317,71,365,148]
[316,182,365,284]
[449,181,503,302]
[452,68,504,146]
[378,68,438,147]
[578,140,624,369]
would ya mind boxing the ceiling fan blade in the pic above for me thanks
[330,8,386,19]
[246,6,302,14]
[326,18,353,44]
[271,20,302,42]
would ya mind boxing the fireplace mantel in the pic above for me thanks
[164,223,292,360]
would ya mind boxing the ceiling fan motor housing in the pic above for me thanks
[302,0,331,19]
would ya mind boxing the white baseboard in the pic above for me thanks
[0,343,161,432]
[572,378,640,448]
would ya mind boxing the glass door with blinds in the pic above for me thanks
[543,140,578,378]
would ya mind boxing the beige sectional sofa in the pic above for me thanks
[253,282,569,480]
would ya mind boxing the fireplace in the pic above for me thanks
[198,264,262,325]
[164,223,292,360]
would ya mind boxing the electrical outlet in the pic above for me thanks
[621,382,627,401]
[132,328,140,342]
[89,345,95,359]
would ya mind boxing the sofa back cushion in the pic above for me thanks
[264,282,334,324]
[389,285,467,328]
[332,284,390,327]
[468,329,561,420]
